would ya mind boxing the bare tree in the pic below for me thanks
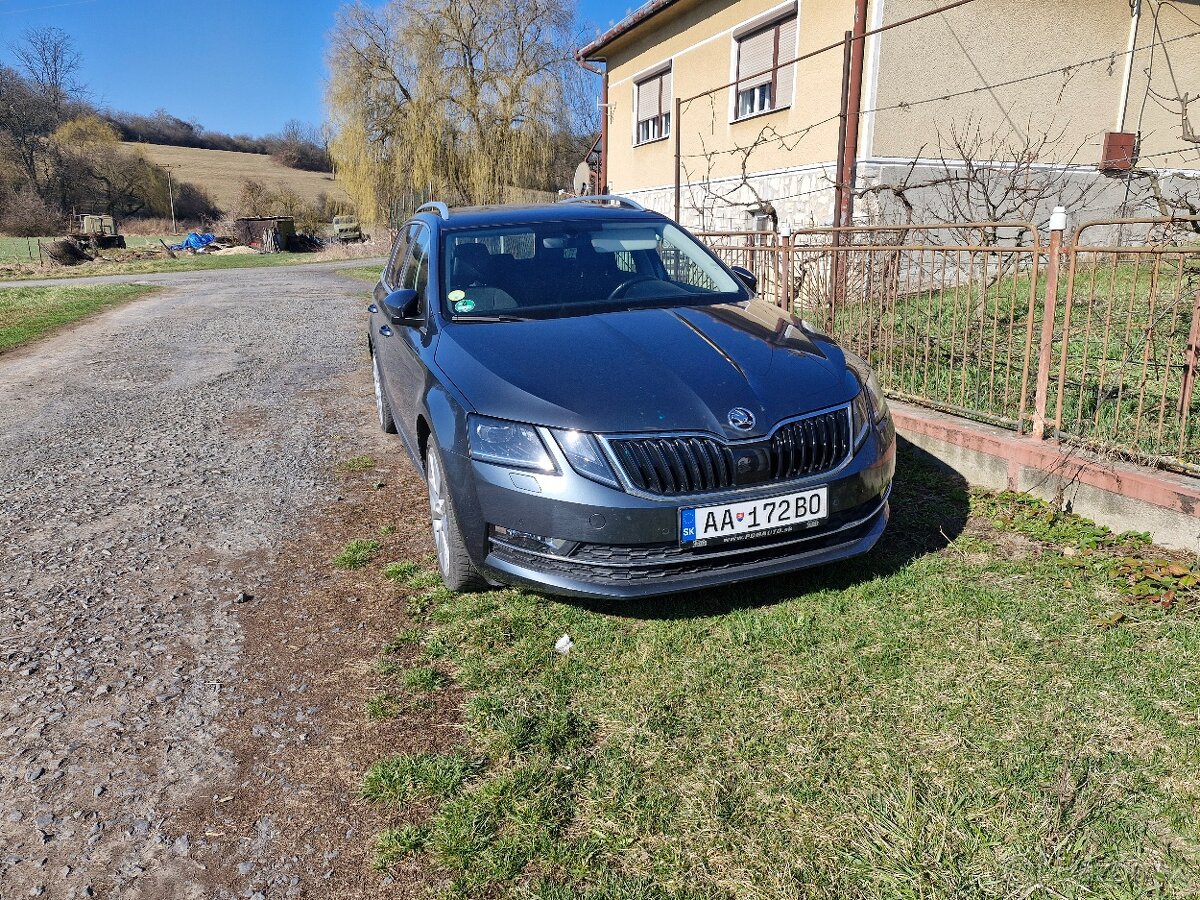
[855,116,1106,245]
[675,100,839,232]
[0,65,58,194]
[1129,166,1200,236]
[11,26,83,111]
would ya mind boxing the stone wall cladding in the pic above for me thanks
[855,161,1200,238]
[620,160,1199,236]
[620,165,837,231]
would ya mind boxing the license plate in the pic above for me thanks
[680,487,828,547]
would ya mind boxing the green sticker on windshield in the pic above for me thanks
[448,289,466,302]
[454,298,476,313]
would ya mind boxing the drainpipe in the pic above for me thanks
[834,0,870,227]
[576,56,608,192]
[1116,0,1142,132]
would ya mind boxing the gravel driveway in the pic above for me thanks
[0,261,433,898]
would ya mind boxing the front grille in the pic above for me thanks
[608,407,851,497]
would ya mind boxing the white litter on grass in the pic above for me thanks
[554,633,573,655]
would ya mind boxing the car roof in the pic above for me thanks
[414,203,667,231]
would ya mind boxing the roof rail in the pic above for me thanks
[559,194,647,212]
[416,201,450,219]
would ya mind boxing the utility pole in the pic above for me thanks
[160,165,179,234]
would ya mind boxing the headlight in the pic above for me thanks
[467,416,555,471]
[862,368,890,422]
[551,429,620,488]
[850,389,872,447]
[844,351,890,448]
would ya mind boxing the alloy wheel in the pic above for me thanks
[426,450,450,577]
[372,353,386,429]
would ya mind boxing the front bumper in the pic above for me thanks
[443,421,896,600]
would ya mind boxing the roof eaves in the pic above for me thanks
[577,0,684,61]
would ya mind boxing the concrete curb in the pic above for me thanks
[891,400,1200,553]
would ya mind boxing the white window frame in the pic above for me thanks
[729,1,800,124]
[632,61,673,147]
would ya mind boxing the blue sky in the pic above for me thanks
[0,0,636,137]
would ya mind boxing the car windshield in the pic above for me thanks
[440,220,747,320]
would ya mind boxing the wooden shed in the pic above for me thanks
[233,216,296,251]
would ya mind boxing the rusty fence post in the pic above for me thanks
[1181,285,1200,417]
[1032,206,1068,440]
[780,224,793,311]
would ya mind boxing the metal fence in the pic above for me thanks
[697,216,1200,477]
[0,237,50,266]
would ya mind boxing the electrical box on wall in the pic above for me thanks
[1099,132,1137,172]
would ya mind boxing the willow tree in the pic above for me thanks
[326,0,583,224]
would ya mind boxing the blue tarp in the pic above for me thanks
[169,232,216,251]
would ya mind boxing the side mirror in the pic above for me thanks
[730,266,758,294]
[383,288,421,325]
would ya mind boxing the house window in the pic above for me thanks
[734,14,796,120]
[635,67,671,145]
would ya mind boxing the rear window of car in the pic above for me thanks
[440,220,746,320]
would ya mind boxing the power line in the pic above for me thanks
[858,27,1200,120]
[1132,147,1200,163]
[677,27,1200,165]
[677,0,984,106]
[669,8,1200,224]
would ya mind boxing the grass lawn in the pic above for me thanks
[339,265,384,284]
[358,449,1200,898]
[0,235,47,264]
[0,232,177,262]
[0,249,387,282]
[0,283,159,352]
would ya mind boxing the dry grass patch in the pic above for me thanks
[129,142,350,210]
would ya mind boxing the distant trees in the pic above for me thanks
[0,28,224,233]
[325,0,595,223]
[268,120,330,172]
[49,115,222,221]
[232,178,342,231]
[108,110,332,172]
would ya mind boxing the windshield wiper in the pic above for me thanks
[451,314,532,323]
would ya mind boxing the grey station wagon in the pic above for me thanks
[368,197,895,599]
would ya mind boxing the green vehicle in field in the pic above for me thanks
[71,214,126,250]
[332,214,364,243]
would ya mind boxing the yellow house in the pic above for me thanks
[579,0,1200,230]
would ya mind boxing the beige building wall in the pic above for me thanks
[869,0,1200,169]
[597,0,855,214]
[586,0,1198,227]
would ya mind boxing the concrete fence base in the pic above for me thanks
[892,400,1200,553]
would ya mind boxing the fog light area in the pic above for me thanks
[490,525,578,556]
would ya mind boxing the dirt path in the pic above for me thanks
[0,266,437,898]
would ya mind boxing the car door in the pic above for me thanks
[374,222,433,442]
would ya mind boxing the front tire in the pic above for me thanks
[372,350,397,434]
[425,444,486,592]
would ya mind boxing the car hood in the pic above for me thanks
[434,301,858,439]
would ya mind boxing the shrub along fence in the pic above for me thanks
[698,214,1200,477]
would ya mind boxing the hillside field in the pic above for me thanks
[126,143,352,211]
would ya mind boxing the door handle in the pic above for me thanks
[379,324,393,337]
[367,303,379,313]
